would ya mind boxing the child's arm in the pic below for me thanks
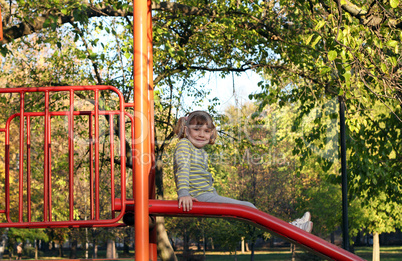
[178,195,199,211]
[174,140,193,209]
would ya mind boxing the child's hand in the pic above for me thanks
[178,196,199,211]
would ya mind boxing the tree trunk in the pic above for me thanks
[372,232,380,261]
[183,228,189,258]
[269,238,274,248]
[70,240,77,259]
[41,240,49,254]
[241,237,245,253]
[203,230,206,259]
[291,243,296,261]
[92,229,98,258]
[250,241,255,261]
[355,231,361,246]
[35,239,38,259]
[170,237,177,251]
[106,239,116,259]
[123,229,130,255]
[92,240,98,258]
[155,216,177,261]
[153,160,178,261]
[85,228,89,259]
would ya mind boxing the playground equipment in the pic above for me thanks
[0,0,366,260]
[0,85,364,261]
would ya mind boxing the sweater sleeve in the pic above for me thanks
[174,139,192,198]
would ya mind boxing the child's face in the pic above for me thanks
[186,123,212,148]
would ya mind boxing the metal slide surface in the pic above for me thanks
[145,200,365,261]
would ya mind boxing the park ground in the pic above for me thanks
[175,246,402,261]
[3,246,402,260]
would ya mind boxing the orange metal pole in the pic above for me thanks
[147,0,158,259]
[147,0,155,202]
[134,0,150,260]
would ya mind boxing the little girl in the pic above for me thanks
[173,110,313,232]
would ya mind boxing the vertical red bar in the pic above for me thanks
[134,0,150,259]
[89,115,94,220]
[26,116,31,223]
[5,128,10,222]
[44,91,49,221]
[119,98,126,223]
[94,90,100,220]
[19,92,25,223]
[109,115,115,218]
[131,122,135,198]
[48,117,52,222]
[69,90,74,221]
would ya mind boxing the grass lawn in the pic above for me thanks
[175,246,402,261]
[176,249,293,261]
[9,245,402,260]
[354,246,402,261]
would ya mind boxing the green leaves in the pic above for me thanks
[390,0,400,8]
[380,63,388,73]
[310,35,322,48]
[61,8,69,15]
[386,40,398,47]
[328,50,337,61]
[306,34,322,48]
[343,70,352,87]
[315,20,327,31]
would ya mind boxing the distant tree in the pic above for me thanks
[6,228,48,259]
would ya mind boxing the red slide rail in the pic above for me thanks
[113,199,365,261]
[148,200,365,261]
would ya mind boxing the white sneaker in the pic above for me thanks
[301,221,313,233]
[290,211,311,224]
[290,212,313,233]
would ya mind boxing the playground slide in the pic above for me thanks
[139,200,366,261]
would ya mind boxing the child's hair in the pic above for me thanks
[174,110,217,144]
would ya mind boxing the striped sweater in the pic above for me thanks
[174,138,214,198]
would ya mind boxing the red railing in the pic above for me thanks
[0,85,130,228]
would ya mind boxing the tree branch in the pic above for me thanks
[2,0,402,45]
[334,0,402,28]
[1,1,210,44]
